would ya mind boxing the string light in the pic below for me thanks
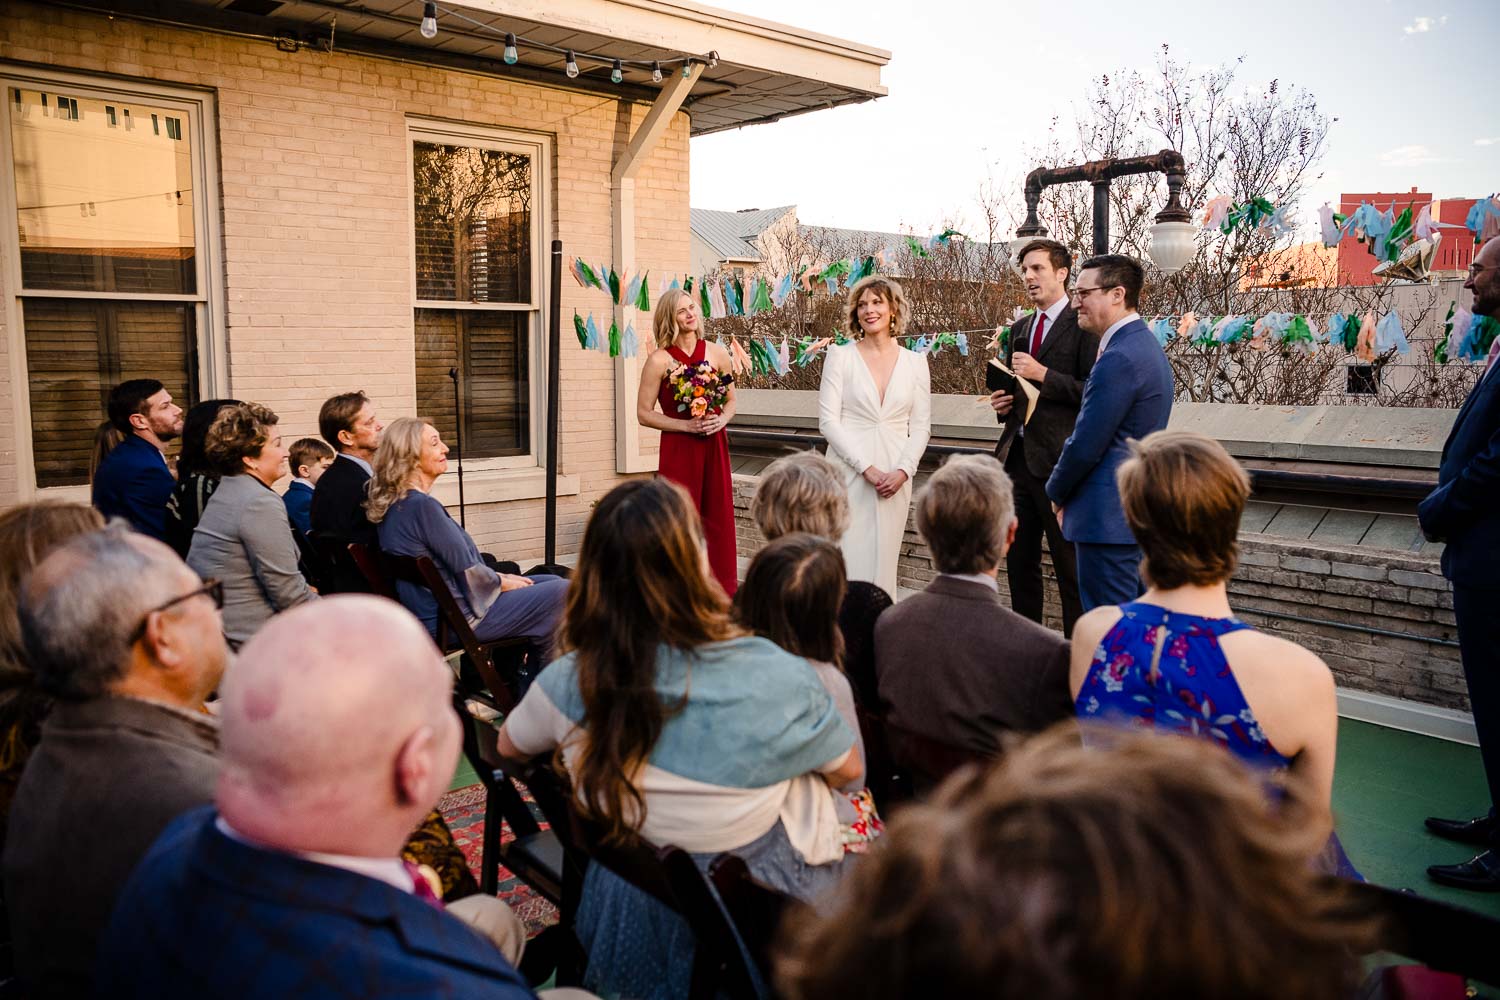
[412,3,718,87]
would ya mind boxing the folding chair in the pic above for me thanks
[1347,879,1500,988]
[383,553,528,712]
[708,852,794,989]
[310,532,375,595]
[346,541,397,600]
[290,527,333,593]
[880,716,993,798]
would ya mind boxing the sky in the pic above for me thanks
[689,0,1500,239]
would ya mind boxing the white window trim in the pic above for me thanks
[0,64,228,497]
[406,117,553,475]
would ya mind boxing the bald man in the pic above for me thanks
[98,597,545,999]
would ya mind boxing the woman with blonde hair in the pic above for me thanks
[635,287,739,595]
[818,275,931,598]
[367,417,566,665]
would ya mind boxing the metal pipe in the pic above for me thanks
[1238,606,1459,649]
[545,240,562,566]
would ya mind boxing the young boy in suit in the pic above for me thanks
[283,437,335,535]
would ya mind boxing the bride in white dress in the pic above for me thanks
[817,275,932,598]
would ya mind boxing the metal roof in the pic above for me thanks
[52,0,889,136]
[690,205,795,260]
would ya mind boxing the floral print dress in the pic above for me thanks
[1077,601,1361,879]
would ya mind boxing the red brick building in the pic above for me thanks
[1337,188,1478,285]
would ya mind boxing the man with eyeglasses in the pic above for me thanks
[1420,235,1500,892]
[1044,254,1173,611]
[3,523,229,999]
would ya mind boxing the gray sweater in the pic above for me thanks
[188,473,315,646]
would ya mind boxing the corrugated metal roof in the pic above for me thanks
[690,206,795,260]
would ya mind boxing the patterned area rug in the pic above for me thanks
[438,783,560,936]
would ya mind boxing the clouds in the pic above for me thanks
[1402,14,1448,35]
[1379,144,1444,165]
[1477,137,1500,147]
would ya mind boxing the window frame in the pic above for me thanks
[0,64,227,498]
[406,117,552,473]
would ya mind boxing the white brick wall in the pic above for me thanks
[0,1,689,560]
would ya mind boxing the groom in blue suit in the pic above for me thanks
[1046,255,1173,611]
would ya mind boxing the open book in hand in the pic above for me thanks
[987,358,1040,424]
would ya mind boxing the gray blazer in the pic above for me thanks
[875,575,1073,754]
[188,473,315,646]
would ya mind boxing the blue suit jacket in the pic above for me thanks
[283,480,314,535]
[97,807,537,1000]
[1045,318,1174,544]
[91,434,175,542]
[1418,366,1500,588]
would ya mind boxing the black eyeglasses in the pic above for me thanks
[131,579,223,642]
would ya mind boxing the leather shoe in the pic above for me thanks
[1424,814,1496,847]
[1427,850,1500,891]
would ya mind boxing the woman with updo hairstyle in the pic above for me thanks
[750,449,892,707]
[188,402,314,648]
[634,287,739,595]
[495,478,860,999]
[1071,431,1347,850]
[817,274,931,598]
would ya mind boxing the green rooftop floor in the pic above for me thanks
[448,717,1500,920]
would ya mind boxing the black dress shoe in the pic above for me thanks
[1427,850,1500,891]
[1424,814,1496,846]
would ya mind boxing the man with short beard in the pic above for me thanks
[91,378,185,541]
[1421,234,1500,891]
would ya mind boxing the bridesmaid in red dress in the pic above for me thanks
[636,288,739,595]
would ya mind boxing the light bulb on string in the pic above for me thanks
[610,59,623,84]
[681,61,692,79]
[651,61,663,83]
[503,33,518,65]
[564,50,579,78]
[419,1,437,39]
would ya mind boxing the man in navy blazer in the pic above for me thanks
[91,378,184,541]
[1419,235,1500,892]
[1045,255,1173,611]
[98,597,540,999]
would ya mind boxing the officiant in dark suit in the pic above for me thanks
[989,239,1100,636]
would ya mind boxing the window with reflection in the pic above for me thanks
[7,80,210,489]
[412,130,540,463]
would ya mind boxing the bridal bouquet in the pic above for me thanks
[668,360,733,419]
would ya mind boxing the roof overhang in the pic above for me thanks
[46,0,889,135]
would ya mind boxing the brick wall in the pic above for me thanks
[0,2,688,560]
[733,473,1465,712]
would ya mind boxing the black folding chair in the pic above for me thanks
[346,541,397,600]
[1347,880,1500,987]
[879,715,993,799]
[708,852,794,989]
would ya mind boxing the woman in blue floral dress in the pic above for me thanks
[1069,431,1359,878]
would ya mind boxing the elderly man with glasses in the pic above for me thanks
[2,522,230,1000]
[1044,254,1174,612]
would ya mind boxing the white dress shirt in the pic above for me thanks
[940,572,1000,593]
[1025,296,1069,355]
[215,816,416,893]
[340,453,373,476]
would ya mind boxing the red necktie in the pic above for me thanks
[1030,312,1046,356]
[404,861,445,910]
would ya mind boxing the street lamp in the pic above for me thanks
[1014,148,1195,274]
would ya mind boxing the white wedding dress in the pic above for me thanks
[817,342,932,598]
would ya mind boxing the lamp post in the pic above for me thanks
[1014,148,1196,274]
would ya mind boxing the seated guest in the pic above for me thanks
[876,454,1072,757]
[163,398,242,558]
[283,436,335,535]
[775,726,1376,1000]
[188,403,315,648]
[0,502,105,849]
[91,378,185,541]
[99,597,547,1000]
[735,533,882,851]
[750,449,891,707]
[367,418,567,666]
[311,389,384,549]
[1072,431,1340,810]
[4,524,228,999]
[496,479,861,1000]
[87,419,124,485]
